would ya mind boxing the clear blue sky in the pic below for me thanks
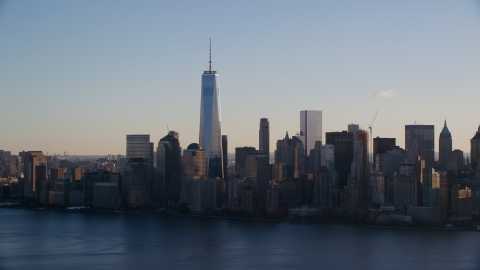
[0,1,479,155]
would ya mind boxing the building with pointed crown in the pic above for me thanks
[439,119,452,169]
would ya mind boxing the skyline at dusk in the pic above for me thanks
[1,1,480,155]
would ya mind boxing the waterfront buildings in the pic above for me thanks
[191,178,222,213]
[300,110,322,158]
[123,158,151,207]
[199,41,224,179]
[450,184,472,221]
[23,151,47,198]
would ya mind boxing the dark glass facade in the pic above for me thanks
[326,131,354,189]
[373,137,396,158]
[405,125,434,166]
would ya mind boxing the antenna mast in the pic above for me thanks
[209,37,212,72]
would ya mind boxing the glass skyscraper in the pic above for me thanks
[300,110,322,157]
[199,41,223,179]
[405,125,434,166]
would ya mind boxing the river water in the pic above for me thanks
[1,208,479,270]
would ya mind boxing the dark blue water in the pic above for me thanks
[1,208,479,270]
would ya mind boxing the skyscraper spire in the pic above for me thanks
[209,37,212,72]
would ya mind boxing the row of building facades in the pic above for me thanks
[1,52,480,224]
[1,120,479,223]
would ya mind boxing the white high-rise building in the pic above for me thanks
[300,110,322,157]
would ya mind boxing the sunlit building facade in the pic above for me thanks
[300,110,322,157]
[199,44,223,179]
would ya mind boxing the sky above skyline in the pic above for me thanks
[1,1,479,156]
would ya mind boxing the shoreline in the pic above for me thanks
[1,204,475,232]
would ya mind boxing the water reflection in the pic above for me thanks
[1,208,480,270]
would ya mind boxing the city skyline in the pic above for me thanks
[1,1,480,155]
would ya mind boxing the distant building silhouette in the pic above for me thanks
[259,118,270,158]
[471,125,480,171]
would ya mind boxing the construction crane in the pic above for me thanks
[369,111,378,164]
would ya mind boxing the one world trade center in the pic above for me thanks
[199,39,224,179]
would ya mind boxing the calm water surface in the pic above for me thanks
[1,208,479,270]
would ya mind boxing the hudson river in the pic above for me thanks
[1,208,479,270]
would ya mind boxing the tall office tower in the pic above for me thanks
[309,141,322,174]
[379,148,408,176]
[123,158,151,207]
[451,149,464,174]
[199,40,223,179]
[244,150,269,201]
[126,135,154,166]
[405,125,435,166]
[313,166,331,207]
[347,124,359,140]
[222,135,228,181]
[275,133,292,181]
[181,143,207,205]
[348,124,360,158]
[157,131,182,202]
[23,151,47,198]
[321,144,335,184]
[355,130,369,203]
[422,168,448,221]
[393,174,417,207]
[259,118,270,157]
[291,136,305,178]
[235,147,255,176]
[325,131,354,189]
[471,125,480,171]
[414,156,426,206]
[50,166,64,181]
[439,120,452,169]
[71,166,85,181]
[373,137,396,159]
[422,167,436,208]
[370,171,385,205]
[300,111,322,158]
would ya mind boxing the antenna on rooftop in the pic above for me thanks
[209,37,212,72]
